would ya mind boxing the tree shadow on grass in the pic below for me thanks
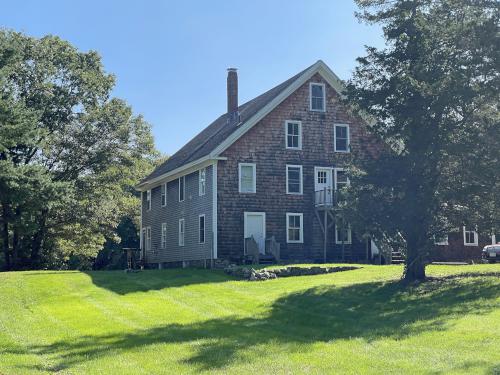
[85,268,234,294]
[9,275,500,373]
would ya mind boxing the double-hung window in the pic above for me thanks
[334,124,350,152]
[286,213,303,243]
[334,169,349,190]
[146,190,151,211]
[199,168,206,196]
[463,227,478,246]
[286,165,303,194]
[179,176,185,202]
[179,219,185,247]
[335,223,352,244]
[145,226,152,251]
[161,183,167,207]
[239,163,256,193]
[335,168,349,203]
[161,223,167,249]
[285,120,302,149]
[310,83,325,112]
[199,215,205,244]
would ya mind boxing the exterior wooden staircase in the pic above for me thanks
[391,250,405,264]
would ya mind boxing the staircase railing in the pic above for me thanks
[315,187,335,207]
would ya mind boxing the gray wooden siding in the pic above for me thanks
[141,165,214,264]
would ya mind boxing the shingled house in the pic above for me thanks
[136,60,387,267]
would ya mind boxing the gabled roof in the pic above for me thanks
[138,60,345,190]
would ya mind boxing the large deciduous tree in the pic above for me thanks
[0,30,158,270]
[343,0,499,281]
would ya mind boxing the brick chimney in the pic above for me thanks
[227,68,239,123]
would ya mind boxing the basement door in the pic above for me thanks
[244,212,266,254]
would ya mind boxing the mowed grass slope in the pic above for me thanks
[0,264,499,374]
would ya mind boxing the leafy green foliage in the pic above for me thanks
[0,30,160,270]
[344,0,499,280]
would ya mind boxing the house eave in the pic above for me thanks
[136,156,227,192]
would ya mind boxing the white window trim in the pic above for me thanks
[434,235,449,246]
[199,214,206,244]
[179,176,185,202]
[334,168,350,190]
[334,124,350,153]
[286,213,304,243]
[199,168,206,196]
[179,219,185,247]
[161,222,167,249]
[285,120,302,150]
[463,226,478,246]
[146,226,152,251]
[286,164,303,195]
[335,224,352,244]
[238,163,256,193]
[309,82,326,112]
[161,183,167,207]
[146,190,151,211]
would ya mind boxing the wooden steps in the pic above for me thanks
[391,250,405,264]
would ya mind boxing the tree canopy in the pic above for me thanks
[343,0,499,280]
[0,30,159,270]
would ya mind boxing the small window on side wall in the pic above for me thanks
[146,227,152,251]
[199,215,205,244]
[161,223,167,249]
[239,163,256,193]
[179,219,185,247]
[179,176,185,202]
[146,190,151,211]
[310,83,325,112]
[463,227,478,246]
[199,168,206,196]
[334,124,350,152]
[285,120,302,149]
[161,183,167,207]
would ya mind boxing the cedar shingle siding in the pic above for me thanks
[139,61,489,265]
[216,73,380,261]
[141,166,213,264]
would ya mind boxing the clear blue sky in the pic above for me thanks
[1,1,384,156]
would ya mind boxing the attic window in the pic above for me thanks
[310,83,325,112]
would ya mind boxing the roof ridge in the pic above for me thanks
[139,61,322,186]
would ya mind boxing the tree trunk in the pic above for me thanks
[404,241,426,281]
[1,204,11,271]
[31,209,48,268]
[12,227,19,269]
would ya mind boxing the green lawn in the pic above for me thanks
[0,264,499,374]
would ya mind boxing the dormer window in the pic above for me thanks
[310,83,325,112]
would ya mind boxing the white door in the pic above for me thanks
[244,212,266,254]
[314,167,333,205]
